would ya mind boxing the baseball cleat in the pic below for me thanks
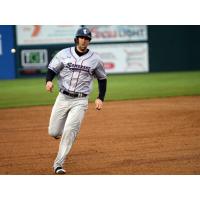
[54,136,61,139]
[55,167,66,174]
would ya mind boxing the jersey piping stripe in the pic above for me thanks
[70,47,77,61]
[73,52,94,92]
[81,52,94,66]
[73,70,81,92]
[69,47,77,91]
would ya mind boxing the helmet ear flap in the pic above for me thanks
[74,38,78,44]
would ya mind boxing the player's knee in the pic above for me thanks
[62,128,77,142]
[48,126,60,137]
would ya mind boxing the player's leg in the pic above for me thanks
[48,93,69,138]
[53,98,88,171]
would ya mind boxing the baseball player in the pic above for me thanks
[45,27,107,174]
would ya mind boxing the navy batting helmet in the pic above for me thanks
[75,27,92,41]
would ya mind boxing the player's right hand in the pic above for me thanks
[46,81,54,92]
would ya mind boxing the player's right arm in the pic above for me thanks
[45,50,64,92]
[46,69,56,92]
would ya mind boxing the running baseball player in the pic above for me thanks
[45,27,107,174]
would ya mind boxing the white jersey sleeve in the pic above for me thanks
[94,57,107,80]
[48,50,64,74]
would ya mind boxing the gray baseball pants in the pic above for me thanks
[48,92,88,170]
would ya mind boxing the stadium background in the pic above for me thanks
[1,25,200,80]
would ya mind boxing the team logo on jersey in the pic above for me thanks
[66,63,91,73]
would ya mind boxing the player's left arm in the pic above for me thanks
[94,59,107,110]
[95,78,107,110]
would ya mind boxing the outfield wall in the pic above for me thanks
[148,25,200,72]
[15,25,149,77]
[1,25,200,80]
[0,26,16,79]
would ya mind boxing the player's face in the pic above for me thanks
[77,36,90,52]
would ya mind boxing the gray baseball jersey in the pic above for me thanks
[48,46,107,95]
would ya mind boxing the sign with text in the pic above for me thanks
[90,43,149,73]
[88,25,148,42]
[16,25,79,45]
[16,25,147,45]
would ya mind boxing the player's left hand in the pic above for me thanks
[95,98,103,110]
[46,81,54,92]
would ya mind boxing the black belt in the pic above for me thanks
[60,89,87,98]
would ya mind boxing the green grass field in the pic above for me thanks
[0,70,200,109]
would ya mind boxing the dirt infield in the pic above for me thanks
[0,96,200,175]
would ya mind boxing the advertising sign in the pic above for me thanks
[90,43,149,73]
[16,25,79,45]
[16,25,147,45]
[88,25,148,42]
[21,49,48,69]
